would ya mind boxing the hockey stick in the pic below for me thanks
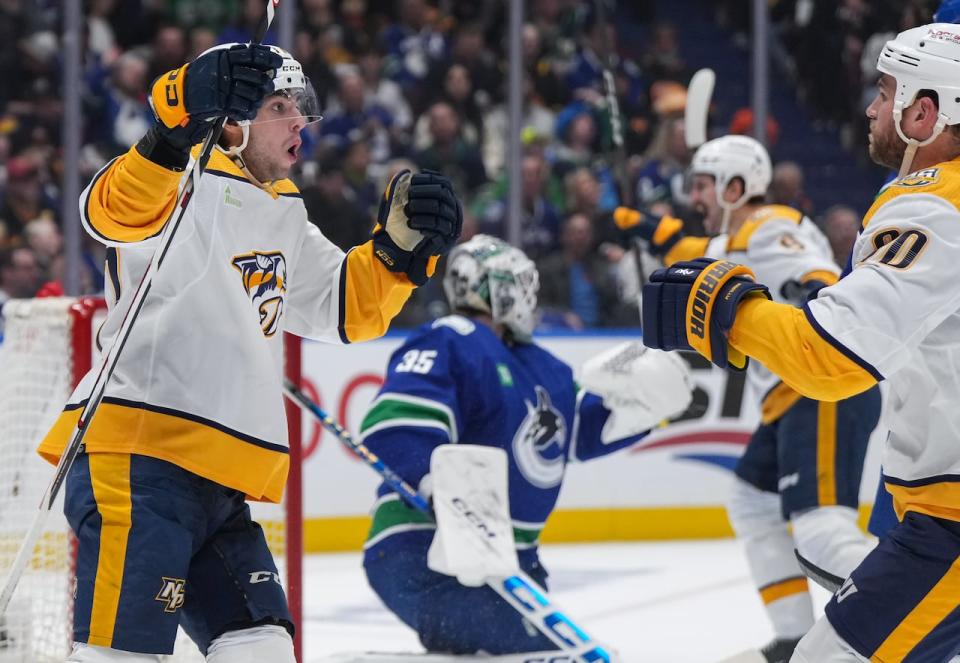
[794,549,843,593]
[0,0,280,616]
[283,380,616,663]
[684,68,715,150]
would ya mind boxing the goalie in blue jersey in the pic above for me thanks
[358,234,694,656]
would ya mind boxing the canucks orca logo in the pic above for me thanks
[512,386,567,488]
[231,251,287,337]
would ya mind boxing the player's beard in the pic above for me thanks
[868,122,905,171]
[243,133,292,183]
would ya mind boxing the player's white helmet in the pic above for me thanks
[443,235,539,343]
[690,135,771,233]
[877,24,960,175]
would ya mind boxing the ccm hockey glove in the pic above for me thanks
[641,257,770,370]
[137,44,283,170]
[372,169,463,285]
[613,206,685,257]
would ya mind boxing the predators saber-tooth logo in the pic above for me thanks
[512,386,567,488]
[232,251,287,336]
[155,577,186,613]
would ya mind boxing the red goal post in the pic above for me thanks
[0,297,303,661]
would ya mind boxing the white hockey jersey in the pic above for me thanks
[38,147,415,502]
[667,205,839,422]
[730,160,960,522]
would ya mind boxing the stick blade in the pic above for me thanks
[685,68,715,149]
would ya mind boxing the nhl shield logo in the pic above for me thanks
[155,577,186,613]
[231,251,287,336]
[512,386,567,488]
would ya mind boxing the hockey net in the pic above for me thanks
[0,297,302,662]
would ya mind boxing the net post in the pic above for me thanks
[283,331,303,662]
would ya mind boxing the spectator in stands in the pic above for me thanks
[474,153,562,260]
[482,74,555,177]
[146,25,187,85]
[0,156,58,242]
[414,101,487,199]
[380,0,447,97]
[634,113,691,213]
[536,212,633,329]
[0,246,43,310]
[358,47,413,133]
[433,22,499,106]
[769,160,815,217]
[521,23,567,110]
[301,154,374,253]
[822,204,862,267]
[101,50,153,152]
[642,22,687,83]
[341,139,379,214]
[22,217,62,269]
[566,13,644,111]
[187,26,217,60]
[320,71,396,168]
[414,63,484,149]
[562,167,607,233]
[552,106,599,176]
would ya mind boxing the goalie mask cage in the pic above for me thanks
[0,297,303,661]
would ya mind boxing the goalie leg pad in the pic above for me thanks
[364,544,557,655]
[205,624,295,663]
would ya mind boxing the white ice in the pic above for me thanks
[302,539,832,663]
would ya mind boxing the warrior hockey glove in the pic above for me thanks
[641,257,770,370]
[137,44,283,170]
[373,169,463,285]
[613,206,685,257]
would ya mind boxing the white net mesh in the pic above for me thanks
[0,299,294,661]
[0,298,77,662]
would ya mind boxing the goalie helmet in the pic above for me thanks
[876,24,960,174]
[442,235,539,343]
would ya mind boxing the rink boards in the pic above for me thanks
[281,331,884,552]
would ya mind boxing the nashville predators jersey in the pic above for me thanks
[730,158,960,522]
[669,205,839,421]
[803,161,960,521]
[37,146,415,502]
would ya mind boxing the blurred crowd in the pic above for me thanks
[712,0,941,164]
[0,0,895,332]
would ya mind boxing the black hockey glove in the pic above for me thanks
[641,257,770,370]
[137,44,283,170]
[372,169,463,286]
[613,206,686,257]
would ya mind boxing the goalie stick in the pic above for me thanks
[0,0,281,616]
[283,380,616,663]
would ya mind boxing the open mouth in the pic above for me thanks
[287,143,301,160]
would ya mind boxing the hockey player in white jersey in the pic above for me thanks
[642,22,960,662]
[34,43,462,662]
[615,135,881,662]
